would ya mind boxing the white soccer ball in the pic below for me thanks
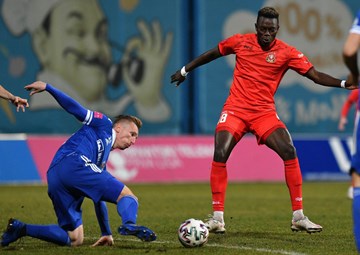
[178,218,209,248]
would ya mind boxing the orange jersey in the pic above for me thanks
[218,33,313,113]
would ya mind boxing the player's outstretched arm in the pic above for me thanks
[338,90,358,131]
[343,32,360,81]
[170,46,222,87]
[0,85,29,112]
[25,81,88,121]
[305,67,358,90]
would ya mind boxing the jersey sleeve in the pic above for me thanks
[350,10,360,34]
[83,111,112,128]
[287,47,313,75]
[341,89,359,117]
[218,34,242,56]
[46,84,112,128]
[46,83,88,122]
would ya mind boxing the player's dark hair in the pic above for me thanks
[257,7,279,23]
[113,114,142,129]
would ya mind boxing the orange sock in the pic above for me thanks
[284,158,303,211]
[210,161,227,211]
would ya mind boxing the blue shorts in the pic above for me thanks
[47,153,124,231]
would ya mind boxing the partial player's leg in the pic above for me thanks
[205,111,245,233]
[100,175,156,242]
[265,127,322,233]
[206,130,238,233]
[352,172,360,252]
[116,186,157,242]
[1,161,83,246]
[350,111,360,252]
[1,218,72,247]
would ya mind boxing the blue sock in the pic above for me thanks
[26,224,71,246]
[353,187,360,252]
[117,195,138,224]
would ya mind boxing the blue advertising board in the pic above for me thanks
[0,135,39,183]
[294,136,352,180]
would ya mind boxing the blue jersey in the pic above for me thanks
[350,10,360,35]
[46,84,115,172]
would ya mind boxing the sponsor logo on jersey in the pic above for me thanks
[266,52,276,63]
[97,139,104,152]
[94,111,103,119]
[96,139,104,165]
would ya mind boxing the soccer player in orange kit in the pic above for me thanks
[171,6,358,234]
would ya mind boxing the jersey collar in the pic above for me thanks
[111,129,116,148]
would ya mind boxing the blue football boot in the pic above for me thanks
[118,224,156,242]
[1,218,26,247]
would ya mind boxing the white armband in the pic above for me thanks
[340,80,346,88]
[180,66,188,77]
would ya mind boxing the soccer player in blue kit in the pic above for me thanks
[343,9,360,252]
[1,81,156,247]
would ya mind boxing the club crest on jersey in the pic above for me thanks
[266,52,276,63]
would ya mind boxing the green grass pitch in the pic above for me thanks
[0,182,356,255]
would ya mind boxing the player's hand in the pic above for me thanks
[338,116,348,131]
[91,235,114,247]
[10,96,29,112]
[24,81,47,96]
[170,70,186,87]
[345,74,359,90]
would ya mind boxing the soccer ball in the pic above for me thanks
[178,218,209,248]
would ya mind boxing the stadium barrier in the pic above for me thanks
[0,135,351,184]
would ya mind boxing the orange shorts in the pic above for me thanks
[215,109,286,145]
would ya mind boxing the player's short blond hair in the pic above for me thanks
[113,115,142,129]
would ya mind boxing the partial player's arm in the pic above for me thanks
[170,46,222,86]
[338,89,359,131]
[0,85,29,112]
[25,81,88,121]
[92,201,113,246]
[305,67,358,90]
[343,32,360,84]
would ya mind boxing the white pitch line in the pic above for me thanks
[89,237,307,255]
[206,243,307,255]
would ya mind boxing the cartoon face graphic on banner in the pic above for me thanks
[0,0,173,131]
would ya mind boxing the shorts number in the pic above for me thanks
[218,113,228,123]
